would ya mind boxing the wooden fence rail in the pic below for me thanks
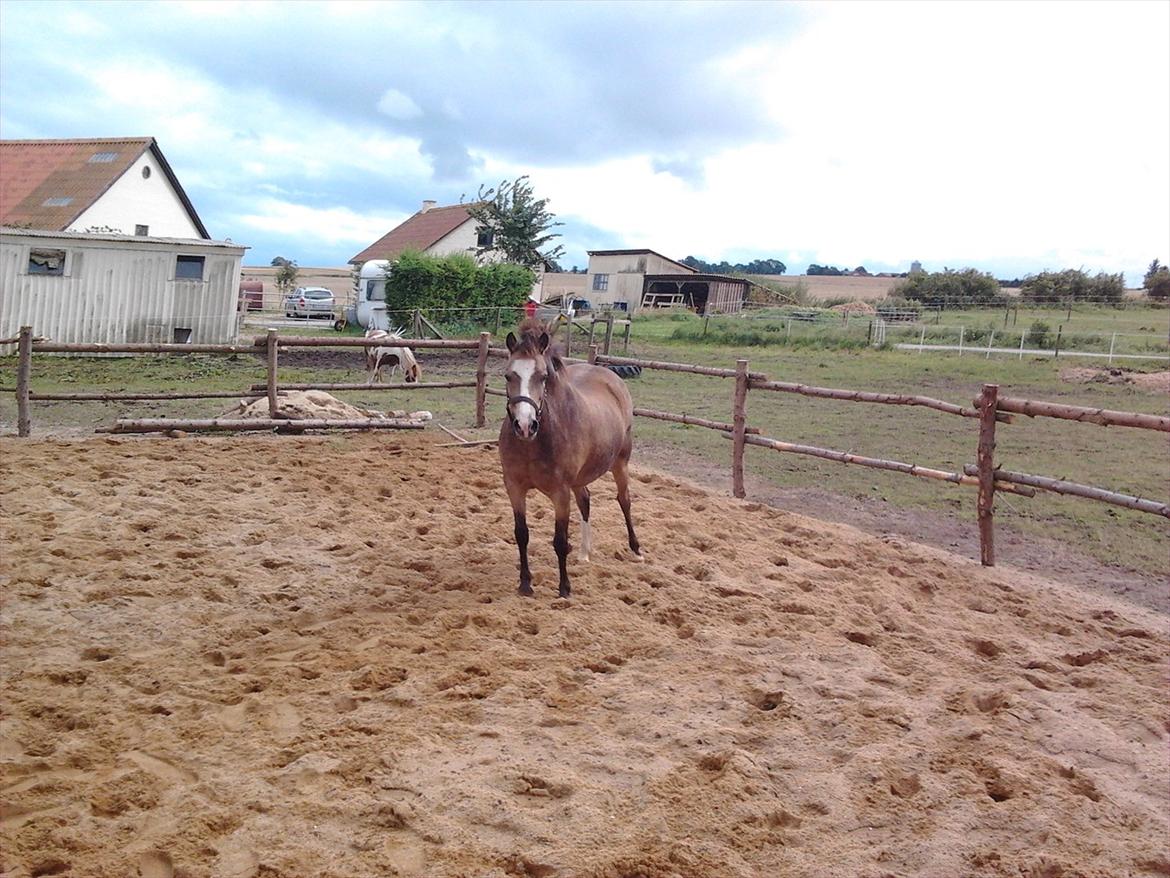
[992,396,1170,432]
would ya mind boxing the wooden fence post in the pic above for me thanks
[588,343,599,365]
[564,313,573,357]
[976,383,999,566]
[16,325,32,438]
[623,319,631,353]
[732,358,749,499]
[603,312,615,355]
[475,331,490,427]
[266,329,279,418]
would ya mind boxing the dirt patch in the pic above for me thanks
[638,440,1170,614]
[1060,366,1170,394]
[829,301,877,316]
[223,390,427,422]
[2,433,1166,877]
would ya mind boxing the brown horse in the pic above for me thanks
[498,320,641,598]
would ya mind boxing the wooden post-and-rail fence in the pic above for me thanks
[583,348,1168,568]
[9,326,497,437]
[9,325,1168,568]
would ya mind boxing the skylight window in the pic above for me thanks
[89,152,118,162]
[42,197,73,207]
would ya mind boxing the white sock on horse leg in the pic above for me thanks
[579,519,592,562]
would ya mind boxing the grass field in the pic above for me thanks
[2,322,1166,582]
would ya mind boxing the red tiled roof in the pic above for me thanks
[0,137,209,237]
[349,203,476,264]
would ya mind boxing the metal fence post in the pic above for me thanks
[16,326,33,437]
[1108,332,1116,365]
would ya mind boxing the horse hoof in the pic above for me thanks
[632,552,645,563]
[578,552,590,563]
[558,586,571,599]
[518,584,534,597]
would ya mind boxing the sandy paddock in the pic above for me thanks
[1,433,1167,878]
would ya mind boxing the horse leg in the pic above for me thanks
[552,489,573,598]
[573,486,591,563]
[612,456,642,560]
[507,484,534,596]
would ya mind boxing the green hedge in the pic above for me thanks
[384,250,534,312]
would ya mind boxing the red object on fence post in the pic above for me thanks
[732,358,749,498]
[475,331,490,428]
[266,329,279,418]
[976,383,1000,566]
[16,325,33,438]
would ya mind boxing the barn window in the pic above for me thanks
[173,327,193,344]
[42,197,73,207]
[592,273,609,291]
[476,227,494,248]
[175,255,205,280]
[135,224,149,236]
[28,249,66,276]
[89,152,118,163]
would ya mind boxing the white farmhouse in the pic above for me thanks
[0,137,209,239]
[0,138,247,347]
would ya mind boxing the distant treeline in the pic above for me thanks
[681,256,788,275]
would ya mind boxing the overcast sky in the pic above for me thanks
[2,0,1167,282]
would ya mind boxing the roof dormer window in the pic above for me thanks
[42,197,73,207]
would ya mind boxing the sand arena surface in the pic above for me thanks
[1,433,1167,878]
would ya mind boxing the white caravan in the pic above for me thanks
[349,260,393,330]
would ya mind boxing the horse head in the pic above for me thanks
[504,322,558,440]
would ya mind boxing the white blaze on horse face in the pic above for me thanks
[512,357,540,436]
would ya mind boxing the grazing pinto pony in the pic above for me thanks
[499,319,641,598]
[364,327,421,383]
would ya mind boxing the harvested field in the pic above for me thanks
[1,433,1167,878]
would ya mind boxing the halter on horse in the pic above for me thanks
[498,319,642,598]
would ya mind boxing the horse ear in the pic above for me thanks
[537,332,550,352]
[506,332,518,352]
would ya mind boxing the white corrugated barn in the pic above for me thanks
[0,227,247,347]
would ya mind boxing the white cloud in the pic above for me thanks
[377,88,423,120]
[237,197,405,246]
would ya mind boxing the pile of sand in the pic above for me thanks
[223,389,431,422]
[829,301,877,316]
[1060,367,1170,394]
[1,433,1166,877]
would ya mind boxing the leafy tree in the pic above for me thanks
[464,176,564,269]
[807,264,845,276]
[1143,259,1170,300]
[894,268,1003,307]
[1019,269,1123,305]
[274,259,299,296]
[271,256,292,267]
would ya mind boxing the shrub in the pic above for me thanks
[875,297,921,322]
[384,250,533,314]
[893,268,1003,307]
[1019,269,1124,305]
[1143,259,1170,301]
[1025,320,1051,348]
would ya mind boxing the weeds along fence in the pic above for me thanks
[8,325,1168,568]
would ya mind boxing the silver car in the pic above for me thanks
[284,286,335,319]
